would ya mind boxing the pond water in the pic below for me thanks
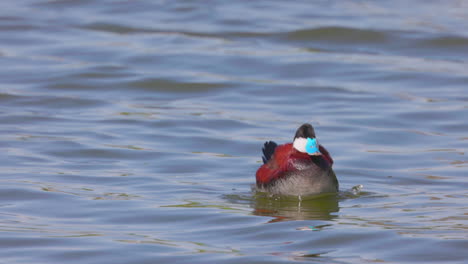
[1,1,467,263]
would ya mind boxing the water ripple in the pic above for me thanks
[1,1,467,264]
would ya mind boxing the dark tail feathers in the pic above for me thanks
[262,141,278,164]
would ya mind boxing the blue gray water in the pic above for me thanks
[1,1,467,263]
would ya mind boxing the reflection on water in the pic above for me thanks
[252,193,339,222]
[235,185,366,222]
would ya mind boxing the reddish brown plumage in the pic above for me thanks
[256,143,334,189]
[255,123,338,195]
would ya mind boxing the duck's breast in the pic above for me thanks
[263,167,337,196]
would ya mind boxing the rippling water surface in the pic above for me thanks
[1,1,467,263]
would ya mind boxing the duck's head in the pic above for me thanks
[293,123,321,156]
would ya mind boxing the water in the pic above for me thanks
[1,1,467,263]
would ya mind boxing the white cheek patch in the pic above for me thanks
[293,137,308,153]
[294,137,321,155]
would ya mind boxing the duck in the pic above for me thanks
[256,123,338,196]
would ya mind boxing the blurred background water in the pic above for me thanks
[0,0,467,263]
